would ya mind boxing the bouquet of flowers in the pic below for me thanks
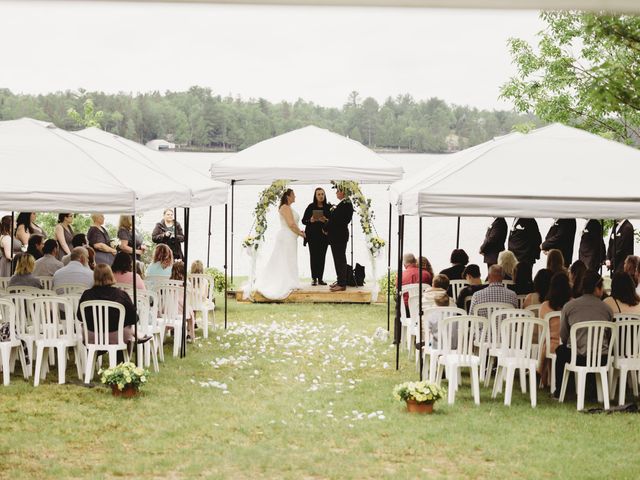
[393,381,445,404]
[99,362,149,392]
[242,235,259,250]
[368,236,386,257]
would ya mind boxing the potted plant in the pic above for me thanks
[99,362,149,398]
[393,381,445,414]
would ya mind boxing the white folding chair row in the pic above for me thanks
[36,276,54,290]
[539,311,561,395]
[6,286,56,296]
[491,316,547,407]
[0,277,10,290]
[0,299,29,386]
[525,303,542,317]
[55,284,89,296]
[516,294,527,309]
[449,280,468,303]
[154,282,191,357]
[558,321,616,411]
[470,302,513,381]
[421,306,466,383]
[136,295,159,372]
[610,314,640,406]
[189,274,216,338]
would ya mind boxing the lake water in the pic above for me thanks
[108,152,636,282]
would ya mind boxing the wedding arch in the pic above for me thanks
[242,179,386,299]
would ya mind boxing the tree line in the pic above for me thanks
[0,87,537,153]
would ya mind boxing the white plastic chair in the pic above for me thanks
[421,306,466,382]
[79,300,130,383]
[136,295,159,373]
[65,293,87,373]
[516,294,527,309]
[6,294,36,376]
[0,299,29,385]
[55,283,89,296]
[7,286,55,296]
[491,317,547,407]
[0,277,10,290]
[502,279,515,286]
[145,275,170,290]
[540,310,561,394]
[435,315,488,405]
[36,276,55,290]
[471,302,513,381]
[29,296,80,386]
[609,314,640,405]
[558,321,616,411]
[114,283,134,297]
[483,308,534,387]
[399,284,418,355]
[155,284,187,357]
[189,274,216,338]
[525,303,542,317]
[450,280,468,302]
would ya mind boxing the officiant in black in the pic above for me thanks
[325,186,353,292]
[302,187,333,286]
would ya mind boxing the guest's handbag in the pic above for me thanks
[354,263,366,286]
[345,264,357,287]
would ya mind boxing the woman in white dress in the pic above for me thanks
[254,189,305,300]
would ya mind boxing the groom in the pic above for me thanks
[325,186,353,292]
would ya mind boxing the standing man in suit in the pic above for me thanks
[325,187,353,292]
[541,219,576,267]
[508,218,542,266]
[479,217,507,270]
[607,219,635,273]
[579,219,606,271]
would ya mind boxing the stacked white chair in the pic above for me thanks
[483,308,534,387]
[0,298,29,385]
[421,306,466,382]
[435,315,488,405]
[558,321,616,411]
[80,300,130,383]
[491,316,547,407]
[29,296,81,386]
[189,274,216,338]
[449,280,468,303]
[609,314,640,405]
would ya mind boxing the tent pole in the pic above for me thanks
[612,220,618,274]
[394,214,405,371]
[456,217,461,249]
[206,205,212,269]
[10,211,15,275]
[224,203,228,329]
[180,207,190,358]
[599,219,605,275]
[387,203,392,331]
[350,220,354,267]
[230,180,235,283]
[418,217,424,380]
[131,214,138,366]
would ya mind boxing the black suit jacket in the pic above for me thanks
[325,200,353,245]
[607,220,635,272]
[479,217,507,265]
[579,219,606,271]
[541,219,576,266]
[508,218,542,265]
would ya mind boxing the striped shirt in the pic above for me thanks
[469,282,518,315]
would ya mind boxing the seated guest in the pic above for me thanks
[456,264,487,312]
[78,264,141,350]
[440,249,469,281]
[426,293,452,349]
[569,260,587,299]
[603,272,640,315]
[623,255,640,287]
[170,261,195,340]
[524,268,552,308]
[62,234,88,265]
[8,254,43,289]
[546,249,567,276]
[468,265,518,315]
[398,253,432,310]
[539,272,572,388]
[53,247,94,291]
[424,274,450,307]
[190,260,204,274]
[497,250,517,280]
[146,244,174,278]
[554,270,613,398]
[33,239,64,277]
[86,246,96,271]
[111,252,145,290]
[511,261,534,295]
[27,234,44,260]
[420,256,434,281]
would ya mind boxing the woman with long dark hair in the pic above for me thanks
[15,212,45,247]
[604,272,640,314]
[55,213,75,259]
[0,216,22,278]
[512,261,534,295]
[301,187,332,286]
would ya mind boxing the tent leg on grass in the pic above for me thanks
[131,214,138,365]
[387,203,392,331]
[418,217,424,380]
[350,221,354,268]
[180,207,190,358]
[206,205,212,269]
[224,203,228,330]
[230,180,235,283]
[10,211,15,274]
[394,214,405,370]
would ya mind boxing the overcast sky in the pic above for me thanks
[0,1,543,110]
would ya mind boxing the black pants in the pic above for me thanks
[330,241,348,287]
[308,239,329,281]
[554,344,608,399]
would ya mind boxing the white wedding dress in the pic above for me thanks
[254,208,301,300]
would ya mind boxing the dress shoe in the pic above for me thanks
[318,280,327,286]
[330,281,338,287]
[137,335,153,344]
[312,279,318,286]
[330,285,346,292]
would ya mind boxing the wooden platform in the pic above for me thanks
[235,285,378,304]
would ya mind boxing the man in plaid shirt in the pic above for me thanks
[469,265,518,315]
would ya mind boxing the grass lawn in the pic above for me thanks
[1,297,639,479]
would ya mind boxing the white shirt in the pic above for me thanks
[53,261,94,290]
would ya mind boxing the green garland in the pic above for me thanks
[243,179,290,250]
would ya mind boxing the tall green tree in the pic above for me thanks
[501,11,640,143]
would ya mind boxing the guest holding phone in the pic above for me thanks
[302,187,332,286]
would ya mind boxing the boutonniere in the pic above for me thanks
[515,224,525,230]
[583,229,589,234]
[330,205,336,212]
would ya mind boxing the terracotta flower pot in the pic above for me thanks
[111,384,139,398]
[406,399,434,414]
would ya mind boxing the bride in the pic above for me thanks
[254,188,305,300]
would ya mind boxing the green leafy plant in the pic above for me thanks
[99,362,149,391]
[205,267,232,293]
[378,270,397,299]
[393,381,445,404]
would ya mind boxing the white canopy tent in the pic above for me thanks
[0,118,191,213]
[210,125,403,184]
[392,124,640,218]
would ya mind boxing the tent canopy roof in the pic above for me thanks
[77,127,228,207]
[393,123,640,218]
[0,118,191,213]
[210,125,403,185]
